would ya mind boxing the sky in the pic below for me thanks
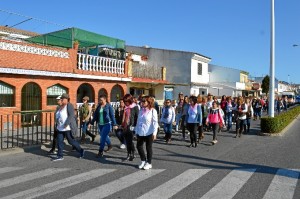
[0,0,299,83]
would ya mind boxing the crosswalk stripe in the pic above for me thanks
[0,169,115,199]
[200,168,256,199]
[137,169,211,199]
[0,168,69,189]
[0,167,22,174]
[70,169,165,199]
[263,169,300,199]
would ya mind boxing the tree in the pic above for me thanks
[261,75,270,95]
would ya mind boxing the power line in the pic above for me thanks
[0,9,67,28]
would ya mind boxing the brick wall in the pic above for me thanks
[0,39,128,78]
[0,74,127,115]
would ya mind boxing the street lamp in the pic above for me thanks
[269,0,275,117]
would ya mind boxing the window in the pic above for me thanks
[47,84,68,105]
[0,81,15,107]
[198,63,202,75]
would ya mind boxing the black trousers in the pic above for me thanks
[211,123,219,140]
[136,134,153,164]
[187,123,198,144]
[181,115,186,137]
[123,129,135,154]
[51,128,58,151]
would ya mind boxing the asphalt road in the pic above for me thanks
[0,115,299,199]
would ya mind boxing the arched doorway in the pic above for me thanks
[21,82,42,125]
[21,82,42,111]
[77,83,95,103]
[110,84,124,102]
[98,88,108,98]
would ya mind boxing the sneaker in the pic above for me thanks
[212,140,218,145]
[96,151,103,158]
[143,162,152,170]
[52,156,64,161]
[80,149,85,159]
[120,144,126,149]
[138,161,146,169]
[48,149,57,154]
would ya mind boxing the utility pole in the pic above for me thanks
[269,0,275,117]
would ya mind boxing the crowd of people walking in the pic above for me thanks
[48,91,290,169]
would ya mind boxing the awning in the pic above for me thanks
[25,27,125,49]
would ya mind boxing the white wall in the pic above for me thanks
[191,57,210,84]
[209,64,241,83]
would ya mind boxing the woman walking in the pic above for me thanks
[180,96,189,140]
[78,96,95,143]
[185,96,202,148]
[234,96,248,138]
[206,101,224,145]
[121,94,139,161]
[160,99,175,144]
[244,97,253,133]
[53,93,85,161]
[136,96,159,170]
[115,99,126,149]
[225,96,233,132]
[90,95,118,158]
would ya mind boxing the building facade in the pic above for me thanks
[0,27,129,118]
[126,45,211,101]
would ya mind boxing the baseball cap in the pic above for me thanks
[60,93,70,99]
[56,95,61,100]
[82,96,89,101]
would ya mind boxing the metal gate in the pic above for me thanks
[21,82,42,126]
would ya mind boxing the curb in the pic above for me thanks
[259,114,300,137]
[0,145,42,157]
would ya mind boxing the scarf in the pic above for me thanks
[163,106,170,119]
[122,103,136,128]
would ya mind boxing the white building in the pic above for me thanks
[278,81,291,94]
[208,64,249,97]
[126,45,211,101]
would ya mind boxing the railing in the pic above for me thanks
[0,110,98,150]
[0,111,54,149]
[77,53,125,74]
[131,62,163,80]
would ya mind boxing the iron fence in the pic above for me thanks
[0,110,98,150]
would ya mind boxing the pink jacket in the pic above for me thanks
[206,108,224,124]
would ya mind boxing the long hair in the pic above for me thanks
[143,96,155,109]
[123,93,133,104]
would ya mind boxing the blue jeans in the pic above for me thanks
[175,113,182,126]
[98,123,111,152]
[57,130,82,158]
[163,123,173,134]
[115,128,126,144]
[226,112,233,130]
[81,121,89,135]
[163,123,173,140]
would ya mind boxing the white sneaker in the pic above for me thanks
[138,161,146,169]
[212,140,218,144]
[120,144,126,149]
[143,162,152,170]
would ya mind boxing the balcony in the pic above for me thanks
[77,53,125,74]
[131,62,165,80]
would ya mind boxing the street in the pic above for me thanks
[0,116,299,199]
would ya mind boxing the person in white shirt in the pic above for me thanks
[234,96,248,138]
[135,96,159,170]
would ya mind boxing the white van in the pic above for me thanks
[281,91,295,105]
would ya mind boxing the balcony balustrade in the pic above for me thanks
[77,53,125,74]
